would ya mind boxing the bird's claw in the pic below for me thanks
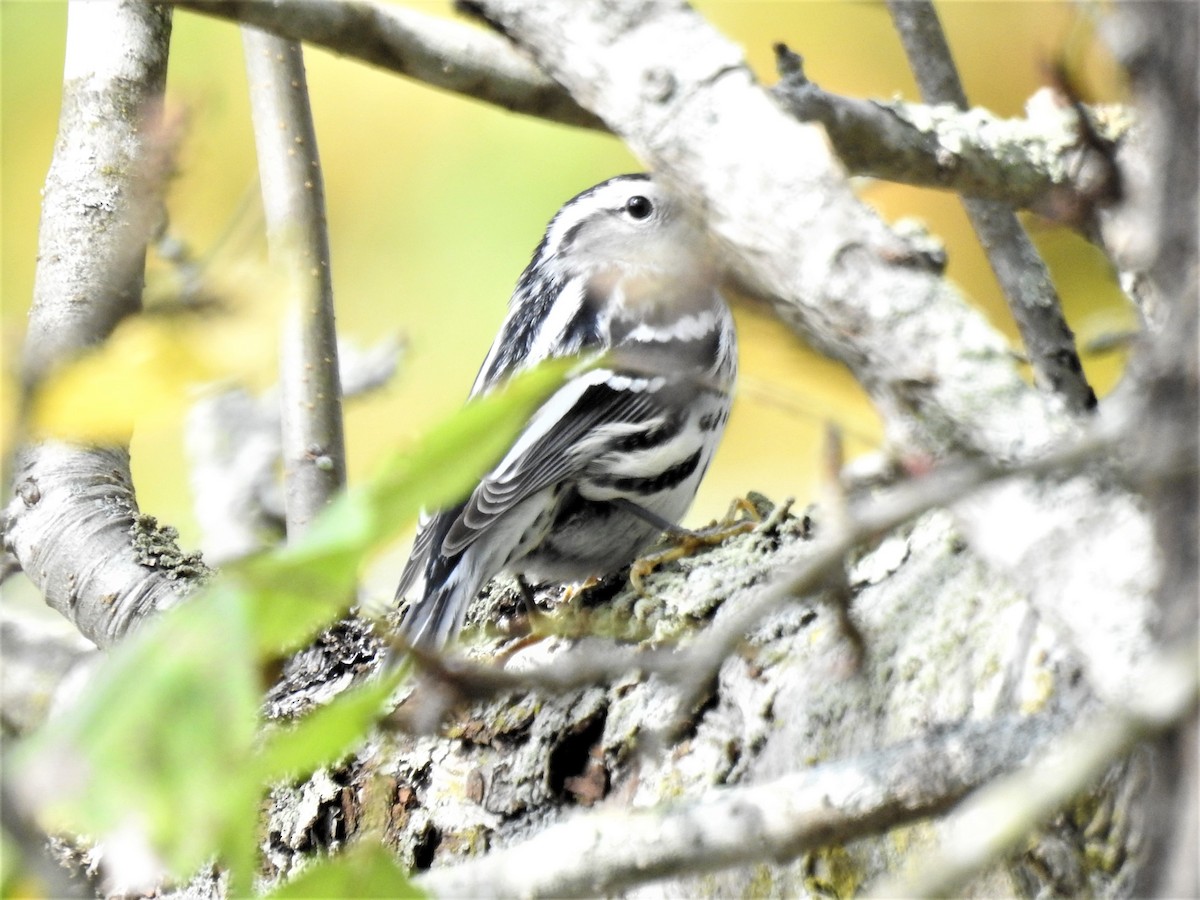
[629,497,760,595]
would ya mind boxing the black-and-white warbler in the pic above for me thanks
[397,174,737,647]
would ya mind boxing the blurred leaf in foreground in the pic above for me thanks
[12,587,262,893]
[239,356,576,657]
[9,356,572,893]
[267,839,424,899]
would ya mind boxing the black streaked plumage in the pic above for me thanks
[397,174,736,648]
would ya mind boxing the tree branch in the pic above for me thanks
[1102,4,1200,895]
[771,45,1125,226]
[243,31,346,537]
[388,420,1133,737]
[172,0,1123,220]
[417,715,1057,898]
[177,0,603,129]
[886,0,1096,415]
[870,640,1200,898]
[0,608,98,736]
[2,2,206,649]
[461,0,1068,464]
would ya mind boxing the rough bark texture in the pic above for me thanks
[771,48,1126,226]
[254,502,1145,897]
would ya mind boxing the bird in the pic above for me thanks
[396,173,737,648]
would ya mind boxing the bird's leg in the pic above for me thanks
[516,574,565,639]
[515,574,539,619]
[492,575,553,660]
[504,575,601,652]
[616,497,760,595]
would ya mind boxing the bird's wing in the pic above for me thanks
[439,368,670,558]
[395,511,438,600]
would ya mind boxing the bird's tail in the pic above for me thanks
[398,539,488,650]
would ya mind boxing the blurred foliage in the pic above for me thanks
[9,359,565,895]
[266,840,422,898]
[27,291,278,443]
[1,2,1133,581]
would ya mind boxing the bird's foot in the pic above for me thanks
[629,497,760,595]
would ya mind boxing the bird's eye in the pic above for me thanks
[624,195,654,220]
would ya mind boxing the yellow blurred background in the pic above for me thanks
[1,2,1131,599]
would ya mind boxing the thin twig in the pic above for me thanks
[886,0,1097,414]
[243,30,346,537]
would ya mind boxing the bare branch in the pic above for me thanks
[1101,4,1200,896]
[243,31,346,536]
[17,3,171,388]
[886,0,1096,414]
[2,2,206,648]
[173,0,1124,219]
[417,715,1057,898]
[177,0,603,129]
[771,45,1125,226]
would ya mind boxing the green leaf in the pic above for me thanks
[255,664,409,784]
[248,356,574,655]
[267,840,424,899]
[14,587,262,891]
[9,356,574,894]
